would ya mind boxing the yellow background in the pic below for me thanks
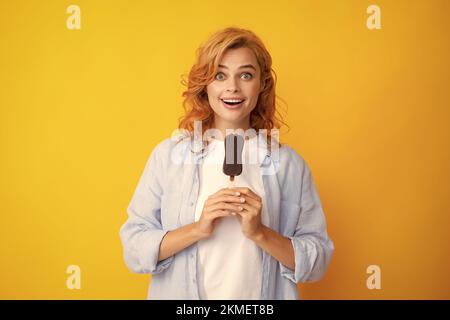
[1,0,449,299]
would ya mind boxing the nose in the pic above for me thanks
[226,76,240,92]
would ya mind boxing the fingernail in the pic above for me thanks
[240,198,245,202]
[235,192,240,196]
[238,206,243,211]
[231,212,236,216]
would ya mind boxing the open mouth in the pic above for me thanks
[221,98,245,109]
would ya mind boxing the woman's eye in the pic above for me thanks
[241,73,253,80]
[215,72,226,80]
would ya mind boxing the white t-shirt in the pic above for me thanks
[194,136,268,300]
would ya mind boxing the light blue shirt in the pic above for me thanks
[119,133,334,299]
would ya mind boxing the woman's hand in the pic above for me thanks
[195,188,246,238]
[229,187,264,240]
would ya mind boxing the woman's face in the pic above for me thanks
[206,47,261,131]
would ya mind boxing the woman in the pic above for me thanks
[120,27,334,300]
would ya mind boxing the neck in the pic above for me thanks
[213,117,250,141]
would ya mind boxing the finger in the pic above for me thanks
[230,187,260,201]
[208,195,246,205]
[208,202,244,213]
[232,210,243,217]
[231,210,243,222]
[237,203,259,215]
[210,188,242,199]
[212,210,234,219]
[240,195,261,207]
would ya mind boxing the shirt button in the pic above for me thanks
[189,202,194,206]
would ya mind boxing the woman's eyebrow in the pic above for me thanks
[218,64,257,71]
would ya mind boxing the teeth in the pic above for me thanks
[223,99,243,103]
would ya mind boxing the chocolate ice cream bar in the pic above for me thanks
[223,134,244,181]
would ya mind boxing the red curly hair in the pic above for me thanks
[178,27,287,149]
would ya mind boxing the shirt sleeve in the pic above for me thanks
[119,142,174,274]
[279,157,334,284]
